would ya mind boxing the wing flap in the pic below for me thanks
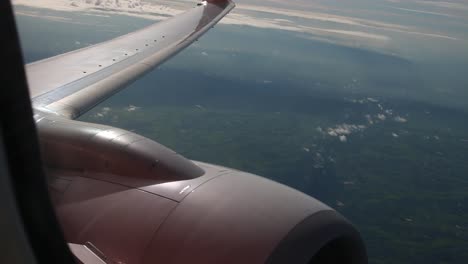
[28,1,234,119]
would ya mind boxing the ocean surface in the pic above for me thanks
[15,5,468,264]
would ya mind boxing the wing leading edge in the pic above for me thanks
[27,0,235,119]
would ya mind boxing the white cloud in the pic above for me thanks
[394,116,408,123]
[391,7,455,17]
[333,124,366,135]
[13,0,182,19]
[324,123,366,141]
[365,114,374,124]
[410,0,468,11]
[312,152,326,168]
[346,97,382,105]
[392,132,399,138]
[94,106,111,118]
[376,114,386,121]
[125,104,140,112]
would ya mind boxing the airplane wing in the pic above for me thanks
[27,0,235,119]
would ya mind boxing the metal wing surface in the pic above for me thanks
[26,0,235,119]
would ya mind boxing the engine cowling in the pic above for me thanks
[41,116,367,264]
[140,169,367,264]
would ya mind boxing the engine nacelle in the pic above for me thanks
[40,116,366,264]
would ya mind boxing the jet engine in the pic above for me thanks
[40,117,367,264]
